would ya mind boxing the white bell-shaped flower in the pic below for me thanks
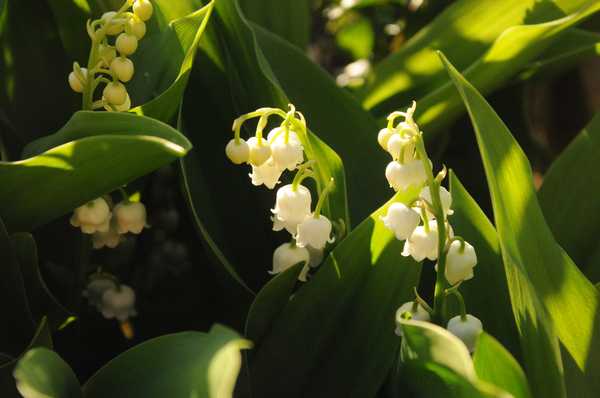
[114,201,148,234]
[444,240,477,285]
[295,214,334,250]
[272,184,312,223]
[385,160,427,192]
[247,136,272,166]
[267,127,301,143]
[395,301,431,336]
[377,128,394,151]
[83,277,118,310]
[420,186,453,216]
[307,245,324,268]
[386,134,415,162]
[447,314,483,353]
[380,203,420,241]
[401,220,439,262]
[270,128,304,171]
[270,242,310,276]
[249,158,284,189]
[70,197,112,234]
[101,284,137,322]
[225,138,250,164]
[92,220,122,249]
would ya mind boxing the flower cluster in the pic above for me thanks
[379,102,482,353]
[68,0,153,111]
[226,106,337,281]
[70,195,148,250]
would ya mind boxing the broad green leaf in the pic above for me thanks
[399,320,511,398]
[1,111,191,232]
[360,0,595,115]
[238,0,310,49]
[442,52,600,397]
[179,0,349,290]
[474,333,533,398]
[539,113,600,280]
[0,318,53,398]
[449,173,519,354]
[253,24,388,223]
[519,29,600,80]
[83,325,251,398]
[417,1,600,136]
[247,188,421,397]
[10,233,73,330]
[13,348,81,398]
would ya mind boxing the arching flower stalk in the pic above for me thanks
[378,102,482,353]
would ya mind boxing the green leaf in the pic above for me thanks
[398,320,511,398]
[83,325,251,398]
[247,188,421,397]
[335,15,374,59]
[10,233,73,330]
[13,348,81,398]
[179,0,349,290]
[417,1,600,137]
[539,113,600,280]
[359,0,598,120]
[238,0,311,49]
[441,51,600,397]
[448,173,519,355]
[1,111,191,232]
[253,24,388,224]
[474,333,533,398]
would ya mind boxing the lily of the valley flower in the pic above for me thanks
[420,186,453,217]
[444,240,477,285]
[68,67,87,93]
[113,200,148,234]
[386,133,415,162]
[83,277,118,310]
[92,220,123,249]
[377,128,394,151]
[380,202,420,241]
[446,314,483,353]
[133,0,154,21]
[110,57,135,82]
[395,301,431,336]
[401,220,440,262]
[270,242,310,277]
[269,127,304,171]
[225,138,250,165]
[249,159,284,189]
[247,136,272,167]
[385,160,427,192]
[70,197,112,234]
[295,214,334,250]
[272,184,312,225]
[115,32,138,55]
[101,284,137,322]
[103,81,128,106]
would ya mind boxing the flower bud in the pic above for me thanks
[386,134,415,162]
[133,0,154,21]
[116,33,138,55]
[101,285,137,321]
[114,201,148,234]
[377,128,393,151]
[103,81,128,105]
[249,159,284,189]
[109,93,131,112]
[295,214,334,250]
[68,68,87,93]
[272,184,312,224]
[446,314,483,353]
[444,240,477,285]
[380,202,420,241]
[99,44,117,67]
[395,301,431,336]
[247,136,272,166]
[110,57,134,82]
[70,197,111,234]
[420,186,453,217]
[225,138,249,164]
[102,11,124,35]
[128,16,147,39]
[269,128,304,171]
[270,242,309,276]
[401,220,439,262]
[385,160,427,192]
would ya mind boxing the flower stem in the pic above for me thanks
[313,178,334,217]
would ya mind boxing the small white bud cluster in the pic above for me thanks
[380,102,482,353]
[69,0,154,111]
[70,195,148,249]
[226,106,338,280]
[83,275,137,322]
